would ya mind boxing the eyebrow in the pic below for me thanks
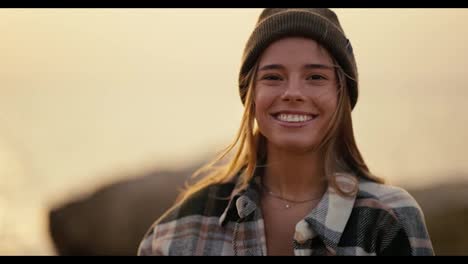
[258,63,336,71]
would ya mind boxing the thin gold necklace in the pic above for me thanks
[260,183,323,209]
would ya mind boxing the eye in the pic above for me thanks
[307,74,327,81]
[261,74,283,81]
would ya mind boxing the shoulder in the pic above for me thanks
[357,180,426,228]
[358,180,422,213]
[356,180,434,255]
[154,181,237,225]
[137,181,235,255]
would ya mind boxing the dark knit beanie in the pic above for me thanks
[239,8,358,110]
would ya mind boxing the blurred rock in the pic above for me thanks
[48,167,192,256]
[408,182,468,256]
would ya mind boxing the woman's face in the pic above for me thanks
[254,37,338,153]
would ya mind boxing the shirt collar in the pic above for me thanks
[218,169,359,254]
[218,168,261,226]
[302,173,358,254]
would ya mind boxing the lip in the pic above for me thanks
[271,110,319,116]
[269,111,319,128]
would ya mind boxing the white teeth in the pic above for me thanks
[276,114,314,123]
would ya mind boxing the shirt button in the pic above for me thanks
[294,231,307,244]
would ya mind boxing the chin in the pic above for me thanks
[271,137,319,154]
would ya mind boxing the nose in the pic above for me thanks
[281,78,305,102]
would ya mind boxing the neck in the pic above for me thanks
[262,143,327,202]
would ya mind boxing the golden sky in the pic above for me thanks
[0,9,467,254]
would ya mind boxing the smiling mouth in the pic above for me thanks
[271,112,319,123]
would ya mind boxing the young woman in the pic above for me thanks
[137,8,434,256]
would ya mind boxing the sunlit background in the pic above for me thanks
[1,8,467,255]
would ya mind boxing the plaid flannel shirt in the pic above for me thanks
[137,172,434,256]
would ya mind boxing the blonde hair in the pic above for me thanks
[173,51,384,206]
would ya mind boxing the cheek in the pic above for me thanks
[316,89,338,114]
[254,91,277,135]
[254,89,275,117]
